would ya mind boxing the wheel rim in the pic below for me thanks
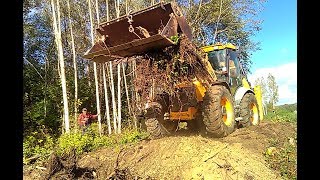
[250,102,259,125]
[221,97,233,127]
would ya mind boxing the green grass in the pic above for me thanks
[264,103,297,123]
[263,103,297,179]
[265,139,297,180]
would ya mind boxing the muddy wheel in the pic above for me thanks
[238,93,260,128]
[143,100,178,139]
[145,118,178,139]
[202,85,235,137]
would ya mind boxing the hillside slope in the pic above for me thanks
[24,121,296,179]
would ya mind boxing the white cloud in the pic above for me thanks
[248,62,297,105]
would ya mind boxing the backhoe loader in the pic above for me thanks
[83,2,263,138]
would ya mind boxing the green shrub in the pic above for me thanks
[92,135,116,149]
[23,131,55,163]
[25,122,149,162]
[56,126,148,155]
[56,132,94,155]
[119,129,149,144]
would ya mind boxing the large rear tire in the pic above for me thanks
[238,93,260,128]
[202,85,235,137]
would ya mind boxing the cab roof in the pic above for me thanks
[200,43,237,53]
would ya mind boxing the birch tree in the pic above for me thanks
[267,73,279,109]
[117,62,122,133]
[103,64,112,134]
[66,0,78,127]
[122,62,131,120]
[132,60,138,128]
[101,0,112,134]
[88,0,102,136]
[115,0,122,133]
[106,0,109,21]
[109,62,117,133]
[51,0,70,133]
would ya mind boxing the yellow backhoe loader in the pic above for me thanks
[83,2,263,138]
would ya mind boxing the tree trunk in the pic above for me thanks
[88,0,102,136]
[126,0,128,14]
[87,63,91,87]
[106,0,109,21]
[115,0,120,18]
[51,0,70,133]
[213,0,223,43]
[117,63,122,133]
[109,62,117,133]
[95,0,100,24]
[66,0,78,129]
[122,62,131,125]
[44,57,47,118]
[94,63,102,136]
[133,60,138,129]
[114,0,117,18]
[103,64,112,134]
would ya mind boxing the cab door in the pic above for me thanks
[227,49,243,95]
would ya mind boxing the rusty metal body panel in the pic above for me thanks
[83,2,192,63]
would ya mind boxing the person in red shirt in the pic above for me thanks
[78,108,98,134]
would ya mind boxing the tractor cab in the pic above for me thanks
[201,43,246,94]
[201,43,264,121]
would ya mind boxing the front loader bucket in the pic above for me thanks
[83,2,192,63]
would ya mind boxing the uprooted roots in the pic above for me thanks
[107,148,141,180]
[129,34,212,106]
[107,167,135,180]
[45,149,95,180]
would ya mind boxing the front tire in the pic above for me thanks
[143,102,178,139]
[202,85,235,137]
[145,118,178,139]
[238,93,260,128]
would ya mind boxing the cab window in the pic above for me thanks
[207,49,227,71]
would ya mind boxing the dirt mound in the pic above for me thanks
[77,122,295,179]
[24,121,296,179]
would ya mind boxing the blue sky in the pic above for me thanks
[248,0,297,105]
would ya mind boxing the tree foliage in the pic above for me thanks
[177,0,265,73]
[254,73,279,108]
[266,73,279,108]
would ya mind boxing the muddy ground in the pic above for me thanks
[23,121,296,180]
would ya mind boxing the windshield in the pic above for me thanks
[207,49,227,71]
